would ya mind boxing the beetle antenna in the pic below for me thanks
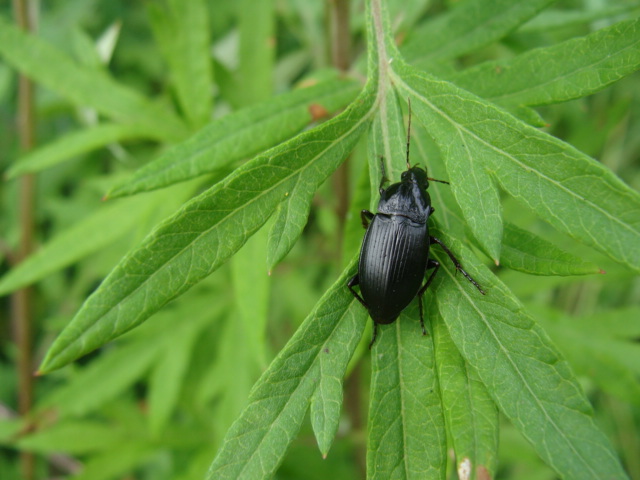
[427,177,450,185]
[406,98,412,169]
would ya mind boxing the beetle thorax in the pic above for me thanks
[377,175,431,222]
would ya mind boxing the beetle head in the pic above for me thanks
[401,166,429,189]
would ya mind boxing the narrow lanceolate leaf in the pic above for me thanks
[452,18,640,108]
[0,16,187,141]
[147,0,213,129]
[6,123,157,178]
[432,234,628,479]
[38,89,374,373]
[501,222,601,276]
[432,306,498,480]
[207,262,366,479]
[402,0,554,66]
[107,78,360,198]
[392,60,640,273]
[367,305,447,479]
[0,194,156,296]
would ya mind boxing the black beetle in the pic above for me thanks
[348,102,485,347]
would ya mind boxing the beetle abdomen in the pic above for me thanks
[358,214,430,324]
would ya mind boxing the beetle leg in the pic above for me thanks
[348,275,379,348]
[368,323,378,349]
[347,274,369,308]
[360,210,374,229]
[430,237,486,295]
[417,259,440,335]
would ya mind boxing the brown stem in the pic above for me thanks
[11,0,37,478]
[329,0,350,72]
[328,0,351,257]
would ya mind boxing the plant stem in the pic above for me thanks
[11,0,37,478]
[329,0,351,257]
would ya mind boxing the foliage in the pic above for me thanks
[1,0,640,479]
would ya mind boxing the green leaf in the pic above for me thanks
[501,222,602,276]
[38,86,375,373]
[341,142,372,264]
[265,83,375,269]
[147,0,213,129]
[536,306,640,407]
[71,442,155,480]
[0,194,157,296]
[0,419,23,444]
[267,0,384,291]
[432,233,628,479]
[452,18,640,108]
[577,307,640,340]
[17,421,126,454]
[391,59,640,272]
[402,0,554,67]
[229,0,275,419]
[238,0,275,106]
[106,78,360,199]
[39,294,219,421]
[367,86,405,205]
[519,5,640,33]
[400,80,503,263]
[410,124,466,238]
[40,340,160,418]
[0,16,187,142]
[231,228,270,367]
[367,304,447,479]
[147,317,202,436]
[207,261,366,478]
[432,306,498,479]
[5,123,159,178]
